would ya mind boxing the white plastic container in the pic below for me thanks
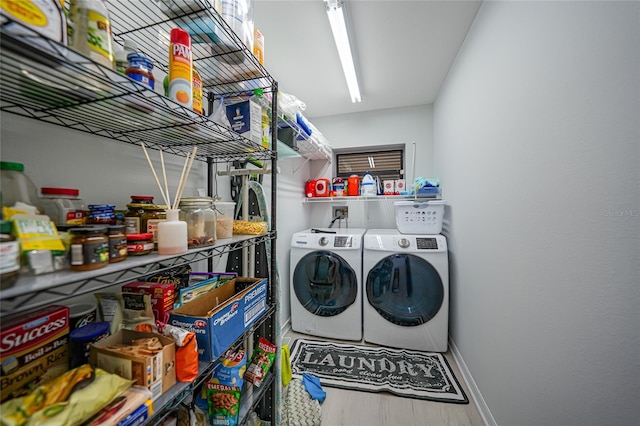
[68,0,115,69]
[0,0,68,48]
[361,172,376,197]
[39,187,86,226]
[1,161,42,213]
[214,201,235,239]
[394,200,446,234]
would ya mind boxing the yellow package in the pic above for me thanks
[12,214,65,252]
[12,214,67,274]
[232,220,267,235]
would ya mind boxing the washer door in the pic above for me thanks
[293,250,358,317]
[366,253,444,326]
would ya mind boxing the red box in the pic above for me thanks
[122,281,176,324]
[1,305,70,401]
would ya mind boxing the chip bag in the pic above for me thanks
[160,324,198,382]
[244,337,276,387]
[206,349,246,426]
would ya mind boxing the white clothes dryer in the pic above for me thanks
[290,228,366,341]
[363,229,449,352]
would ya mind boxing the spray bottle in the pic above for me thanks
[168,28,193,109]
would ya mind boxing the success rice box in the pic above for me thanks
[1,305,70,402]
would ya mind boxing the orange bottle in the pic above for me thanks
[192,66,203,114]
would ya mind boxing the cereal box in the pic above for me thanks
[122,281,176,324]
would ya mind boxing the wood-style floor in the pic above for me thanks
[284,330,485,426]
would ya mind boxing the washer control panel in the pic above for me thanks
[291,229,366,250]
[416,237,439,250]
[334,236,353,248]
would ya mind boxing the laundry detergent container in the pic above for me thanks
[394,200,445,234]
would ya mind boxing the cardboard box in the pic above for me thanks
[169,277,268,361]
[90,330,176,401]
[225,99,262,146]
[174,272,237,309]
[122,281,176,324]
[1,305,69,402]
[383,180,395,195]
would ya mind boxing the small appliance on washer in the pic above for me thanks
[290,228,366,340]
[363,229,449,352]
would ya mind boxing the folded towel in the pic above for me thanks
[282,345,292,387]
[302,373,326,403]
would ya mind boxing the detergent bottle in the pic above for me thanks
[361,172,376,197]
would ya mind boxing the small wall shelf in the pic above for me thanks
[302,194,441,203]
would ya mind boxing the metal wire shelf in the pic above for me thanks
[0,233,275,318]
[0,5,275,163]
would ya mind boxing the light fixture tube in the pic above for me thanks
[326,0,361,103]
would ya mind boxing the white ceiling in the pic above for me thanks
[253,0,482,119]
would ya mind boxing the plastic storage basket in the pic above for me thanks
[394,200,446,234]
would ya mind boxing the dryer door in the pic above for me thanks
[293,250,358,316]
[366,253,444,326]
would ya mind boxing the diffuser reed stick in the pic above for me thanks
[140,142,171,207]
[140,143,198,209]
[173,146,198,210]
[160,150,171,208]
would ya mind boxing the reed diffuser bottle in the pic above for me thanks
[140,141,197,256]
[157,209,187,255]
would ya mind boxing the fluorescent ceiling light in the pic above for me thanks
[325,0,361,103]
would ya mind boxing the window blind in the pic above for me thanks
[336,149,403,181]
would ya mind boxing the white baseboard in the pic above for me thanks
[280,318,291,338]
[449,337,497,426]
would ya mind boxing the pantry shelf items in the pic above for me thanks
[0,234,275,318]
[0,10,272,162]
[0,1,280,424]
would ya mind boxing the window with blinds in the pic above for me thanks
[335,149,404,181]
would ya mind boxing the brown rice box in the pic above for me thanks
[0,305,70,402]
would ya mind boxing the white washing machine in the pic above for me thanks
[290,228,366,340]
[363,229,449,352]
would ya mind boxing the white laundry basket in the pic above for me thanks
[394,200,446,234]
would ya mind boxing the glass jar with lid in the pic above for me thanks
[123,195,154,234]
[69,226,109,271]
[141,205,166,249]
[179,197,216,248]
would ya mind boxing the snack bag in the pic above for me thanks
[206,349,246,426]
[160,324,198,382]
[244,337,277,387]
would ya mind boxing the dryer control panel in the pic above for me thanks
[363,230,447,252]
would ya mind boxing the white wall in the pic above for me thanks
[308,104,434,228]
[1,114,217,209]
[434,1,640,425]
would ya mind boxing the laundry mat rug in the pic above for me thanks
[289,339,468,404]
